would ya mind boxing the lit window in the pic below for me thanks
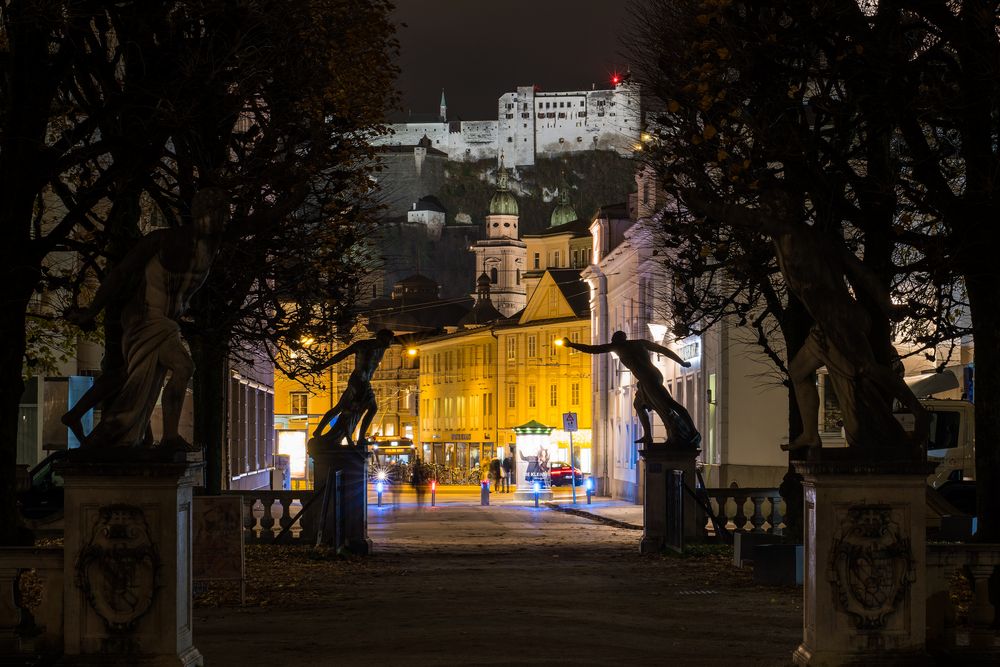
[528,385,536,408]
[290,392,308,415]
[527,336,537,358]
[550,385,558,406]
[508,385,516,408]
[507,337,516,361]
[571,383,580,405]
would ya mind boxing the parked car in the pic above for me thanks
[548,462,584,487]
[16,449,69,522]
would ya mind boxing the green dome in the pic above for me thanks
[489,164,519,216]
[490,190,519,216]
[549,193,577,227]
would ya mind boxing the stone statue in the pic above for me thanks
[687,193,928,455]
[63,188,228,450]
[563,331,701,448]
[310,329,394,448]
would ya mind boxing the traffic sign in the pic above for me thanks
[562,412,578,432]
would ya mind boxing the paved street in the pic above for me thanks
[194,493,801,666]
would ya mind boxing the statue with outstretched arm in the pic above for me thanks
[563,331,701,448]
[63,188,228,450]
[311,329,394,448]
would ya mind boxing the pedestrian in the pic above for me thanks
[489,457,502,493]
[501,454,513,492]
[412,457,427,507]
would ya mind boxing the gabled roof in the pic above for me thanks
[518,269,589,325]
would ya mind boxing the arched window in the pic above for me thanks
[490,267,498,284]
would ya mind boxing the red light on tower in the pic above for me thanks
[611,73,621,85]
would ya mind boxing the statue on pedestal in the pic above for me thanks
[310,329,394,448]
[563,332,701,448]
[686,193,928,456]
[62,188,228,451]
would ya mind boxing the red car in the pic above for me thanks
[548,462,584,486]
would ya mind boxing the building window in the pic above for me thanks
[550,385,558,406]
[528,385,536,408]
[571,383,580,405]
[516,269,521,285]
[490,267,498,284]
[569,331,581,354]
[508,385,516,408]
[507,337,516,361]
[290,392,308,415]
[527,335,537,358]
[554,251,560,267]
[534,253,540,269]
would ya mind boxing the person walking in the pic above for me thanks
[488,457,502,493]
[412,457,427,507]
[501,455,513,492]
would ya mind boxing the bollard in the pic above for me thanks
[376,481,384,508]
[585,477,593,505]
[431,480,437,507]
[533,481,540,508]
[481,480,490,506]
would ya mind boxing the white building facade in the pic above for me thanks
[583,173,788,502]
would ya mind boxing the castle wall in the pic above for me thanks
[374,85,641,167]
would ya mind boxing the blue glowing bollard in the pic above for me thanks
[481,480,490,506]
[376,481,384,507]
[533,481,541,508]
[585,477,593,505]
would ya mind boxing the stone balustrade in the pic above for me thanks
[701,487,785,538]
[224,490,318,544]
[0,547,64,656]
[927,542,1000,654]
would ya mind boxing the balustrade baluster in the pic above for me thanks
[259,496,276,542]
[278,497,293,541]
[769,494,784,536]
[733,494,748,533]
[749,495,766,533]
[713,495,729,533]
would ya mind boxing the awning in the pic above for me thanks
[905,371,959,398]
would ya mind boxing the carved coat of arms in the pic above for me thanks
[76,504,161,633]
[829,505,914,630]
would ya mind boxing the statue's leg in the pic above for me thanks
[656,393,699,446]
[633,394,654,445]
[314,405,342,437]
[786,339,824,450]
[62,367,125,444]
[357,396,378,445]
[160,333,195,446]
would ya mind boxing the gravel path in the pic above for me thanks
[194,502,801,666]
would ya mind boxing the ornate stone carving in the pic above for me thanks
[75,504,161,634]
[829,505,914,630]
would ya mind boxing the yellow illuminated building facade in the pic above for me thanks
[418,269,592,472]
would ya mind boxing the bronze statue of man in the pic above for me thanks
[64,188,228,450]
[563,331,701,448]
[311,329,394,448]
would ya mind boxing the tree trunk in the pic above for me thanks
[0,283,36,545]
[779,297,811,542]
[966,270,1000,543]
[191,334,230,495]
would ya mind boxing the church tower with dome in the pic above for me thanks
[469,155,527,317]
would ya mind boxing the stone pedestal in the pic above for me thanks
[792,457,936,666]
[639,446,701,554]
[59,452,202,666]
[308,444,371,555]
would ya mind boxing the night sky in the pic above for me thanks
[391,0,631,121]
